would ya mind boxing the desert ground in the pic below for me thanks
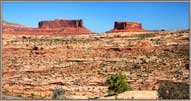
[2,29,189,99]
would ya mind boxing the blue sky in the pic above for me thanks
[2,2,189,33]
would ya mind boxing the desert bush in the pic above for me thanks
[155,40,161,45]
[106,73,132,95]
[158,81,189,99]
[52,88,65,99]
[132,63,141,69]
[32,46,39,51]
[137,33,156,39]
[22,36,27,39]
[175,50,189,57]
[140,58,148,64]
[161,29,165,31]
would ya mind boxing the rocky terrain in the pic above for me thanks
[2,20,189,99]
[100,90,158,99]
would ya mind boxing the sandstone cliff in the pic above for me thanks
[39,19,83,28]
[106,21,149,33]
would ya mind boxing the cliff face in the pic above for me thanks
[2,19,93,35]
[106,21,149,33]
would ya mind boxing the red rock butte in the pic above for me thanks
[3,19,93,35]
[106,21,149,33]
[39,19,84,28]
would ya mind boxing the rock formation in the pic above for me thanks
[106,21,149,33]
[2,19,93,35]
[37,19,93,34]
[39,19,83,28]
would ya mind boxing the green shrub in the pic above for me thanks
[52,88,65,99]
[106,73,132,95]
[158,81,189,99]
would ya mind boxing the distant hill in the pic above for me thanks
[2,20,33,34]
[2,20,27,27]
